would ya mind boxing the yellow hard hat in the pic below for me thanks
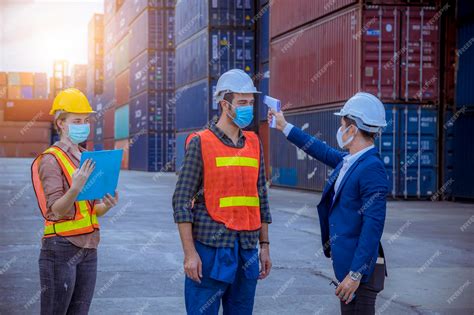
[50,88,95,115]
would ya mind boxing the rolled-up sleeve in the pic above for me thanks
[172,136,203,223]
[258,139,272,224]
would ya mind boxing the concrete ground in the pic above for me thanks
[0,158,473,315]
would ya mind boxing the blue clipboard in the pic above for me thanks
[77,149,123,201]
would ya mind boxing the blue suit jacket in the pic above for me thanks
[287,126,389,282]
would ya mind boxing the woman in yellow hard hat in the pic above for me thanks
[31,88,119,314]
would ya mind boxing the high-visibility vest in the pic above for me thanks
[31,146,99,238]
[186,129,262,231]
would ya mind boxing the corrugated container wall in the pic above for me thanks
[455,21,474,108]
[270,5,440,111]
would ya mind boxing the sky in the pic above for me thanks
[0,0,103,77]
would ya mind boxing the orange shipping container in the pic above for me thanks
[4,99,54,122]
[8,86,21,99]
[0,122,52,142]
[114,138,129,169]
[20,72,34,86]
[0,86,7,99]
[0,142,50,158]
[0,72,7,85]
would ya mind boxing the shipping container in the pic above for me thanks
[7,73,20,86]
[114,34,130,76]
[270,0,357,39]
[7,86,21,99]
[20,86,33,99]
[0,121,52,142]
[104,0,116,25]
[175,130,193,171]
[94,143,104,151]
[86,140,94,151]
[450,110,474,199]
[19,72,34,86]
[175,79,218,131]
[455,21,474,108]
[0,87,7,100]
[103,108,115,139]
[4,99,53,122]
[376,104,438,198]
[175,0,255,45]
[129,91,174,134]
[175,28,255,88]
[258,121,271,180]
[115,69,130,106]
[270,107,341,191]
[34,73,48,86]
[114,138,130,169]
[104,138,115,150]
[257,62,269,121]
[129,8,175,61]
[270,5,440,110]
[129,131,174,171]
[257,3,270,64]
[104,20,115,55]
[104,50,115,82]
[0,72,7,85]
[103,79,115,108]
[130,50,174,96]
[34,85,49,99]
[94,115,104,143]
[115,0,132,45]
[114,104,130,139]
[0,142,50,158]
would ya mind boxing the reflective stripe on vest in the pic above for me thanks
[31,146,99,237]
[198,129,262,231]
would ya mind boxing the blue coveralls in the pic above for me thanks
[185,238,260,315]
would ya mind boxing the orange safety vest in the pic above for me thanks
[186,129,262,231]
[31,146,99,238]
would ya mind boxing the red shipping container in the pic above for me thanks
[270,5,439,110]
[103,138,114,150]
[0,122,52,142]
[114,138,129,169]
[0,72,7,85]
[115,69,130,106]
[86,140,94,151]
[400,6,440,102]
[4,99,54,122]
[270,0,358,39]
[103,109,115,139]
[0,142,50,158]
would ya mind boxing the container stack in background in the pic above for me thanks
[267,0,445,199]
[174,0,256,170]
[443,1,474,200]
[85,13,105,152]
[128,0,176,172]
[0,71,53,157]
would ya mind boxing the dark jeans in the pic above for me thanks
[340,263,386,315]
[39,236,97,315]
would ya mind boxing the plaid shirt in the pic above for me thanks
[172,122,272,249]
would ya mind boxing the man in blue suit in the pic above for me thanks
[269,92,389,314]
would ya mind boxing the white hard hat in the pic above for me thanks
[334,92,387,133]
[214,69,260,102]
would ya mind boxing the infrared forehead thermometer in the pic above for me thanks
[264,95,281,128]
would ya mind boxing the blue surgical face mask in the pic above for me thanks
[68,123,90,144]
[226,102,254,129]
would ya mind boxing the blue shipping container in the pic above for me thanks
[451,111,474,199]
[130,50,175,97]
[175,0,255,45]
[175,131,194,171]
[175,79,219,131]
[114,104,130,140]
[129,131,175,171]
[455,22,474,108]
[257,4,269,63]
[94,116,104,143]
[175,28,255,88]
[104,50,115,82]
[377,104,438,198]
[270,108,341,191]
[257,62,269,121]
[129,9,174,61]
[129,0,175,24]
[129,91,174,134]
[102,79,115,108]
[21,86,33,99]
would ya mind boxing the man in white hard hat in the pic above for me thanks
[269,92,389,314]
[173,69,272,314]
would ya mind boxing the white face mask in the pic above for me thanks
[336,125,357,149]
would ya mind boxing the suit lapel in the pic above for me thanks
[321,161,344,200]
[331,148,378,208]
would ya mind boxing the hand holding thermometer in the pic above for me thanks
[263,95,281,128]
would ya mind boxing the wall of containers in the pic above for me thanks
[88,0,176,172]
[266,0,454,199]
[0,72,53,157]
[174,0,257,169]
[442,1,474,200]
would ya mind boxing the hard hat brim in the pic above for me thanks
[49,109,96,115]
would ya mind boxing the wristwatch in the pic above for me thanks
[349,271,362,281]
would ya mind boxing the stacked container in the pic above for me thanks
[87,14,104,97]
[268,0,442,198]
[34,73,48,99]
[0,72,7,100]
[6,72,37,100]
[72,65,88,94]
[174,0,256,170]
[128,0,176,172]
